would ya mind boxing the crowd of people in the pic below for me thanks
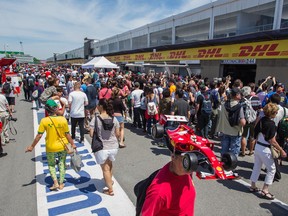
[1,63,288,214]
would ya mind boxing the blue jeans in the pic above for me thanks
[220,134,241,157]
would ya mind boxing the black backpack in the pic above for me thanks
[277,107,288,147]
[98,116,114,131]
[27,76,35,87]
[2,82,11,94]
[224,100,242,127]
[200,94,212,115]
[134,169,159,216]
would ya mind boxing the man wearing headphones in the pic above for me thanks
[141,141,196,216]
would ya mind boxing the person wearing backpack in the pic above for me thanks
[32,82,44,110]
[240,86,261,157]
[145,88,159,136]
[26,72,35,101]
[3,76,18,113]
[89,99,120,196]
[140,135,196,216]
[217,87,246,159]
[209,82,221,139]
[196,85,212,139]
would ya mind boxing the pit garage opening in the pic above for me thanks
[221,59,257,85]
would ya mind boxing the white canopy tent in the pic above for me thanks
[81,56,119,69]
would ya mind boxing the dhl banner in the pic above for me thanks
[106,39,288,62]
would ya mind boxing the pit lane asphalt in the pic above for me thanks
[1,94,288,216]
[111,123,288,216]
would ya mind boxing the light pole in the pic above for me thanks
[20,41,24,54]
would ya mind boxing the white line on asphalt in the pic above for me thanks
[235,178,288,212]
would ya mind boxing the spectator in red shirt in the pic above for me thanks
[141,139,196,216]
[98,82,112,100]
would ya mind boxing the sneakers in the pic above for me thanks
[157,142,166,147]
[0,152,7,158]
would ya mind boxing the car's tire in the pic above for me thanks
[222,152,238,171]
[152,123,164,139]
[182,153,198,172]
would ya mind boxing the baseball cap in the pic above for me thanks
[276,82,284,88]
[46,99,58,108]
[200,85,206,91]
[134,82,140,87]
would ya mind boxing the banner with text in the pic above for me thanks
[107,39,288,62]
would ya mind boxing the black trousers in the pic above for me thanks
[23,87,29,100]
[133,107,142,128]
[71,117,85,141]
[28,87,34,100]
[140,109,146,131]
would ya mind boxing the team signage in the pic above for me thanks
[107,39,288,62]
[221,59,256,64]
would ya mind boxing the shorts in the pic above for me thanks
[94,149,118,164]
[115,116,124,123]
[6,97,15,106]
[242,123,255,138]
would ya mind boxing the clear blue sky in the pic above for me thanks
[0,0,215,60]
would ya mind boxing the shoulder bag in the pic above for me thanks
[48,117,74,154]
[70,151,82,172]
[91,114,103,152]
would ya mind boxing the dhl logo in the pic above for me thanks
[196,48,224,58]
[149,53,163,60]
[237,44,280,57]
[135,54,145,60]
[123,55,131,61]
[169,51,188,59]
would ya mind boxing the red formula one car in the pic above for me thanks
[152,115,238,180]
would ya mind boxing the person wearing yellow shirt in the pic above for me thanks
[168,79,176,96]
[26,99,76,191]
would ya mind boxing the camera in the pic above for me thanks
[8,116,17,122]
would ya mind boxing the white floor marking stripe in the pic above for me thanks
[33,107,135,216]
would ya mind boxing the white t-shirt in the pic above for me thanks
[0,94,8,112]
[68,91,88,118]
[131,89,144,108]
